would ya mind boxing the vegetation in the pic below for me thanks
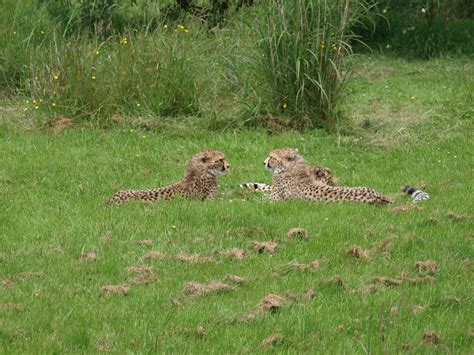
[1,56,473,353]
[1,0,473,352]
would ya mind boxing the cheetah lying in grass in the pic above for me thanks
[258,148,391,205]
[107,150,229,204]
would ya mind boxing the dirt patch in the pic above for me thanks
[99,285,129,296]
[137,239,153,246]
[183,281,234,297]
[48,246,63,254]
[220,248,247,260]
[416,260,438,273]
[286,227,309,240]
[262,333,284,347]
[0,303,23,310]
[174,253,217,264]
[250,240,278,254]
[81,251,97,261]
[226,275,245,284]
[143,251,166,260]
[372,274,436,287]
[390,205,424,213]
[423,330,440,344]
[347,245,369,259]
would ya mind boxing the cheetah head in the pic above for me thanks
[264,148,305,174]
[187,150,230,177]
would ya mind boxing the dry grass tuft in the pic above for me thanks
[262,333,284,347]
[370,237,394,254]
[286,227,309,240]
[126,265,153,274]
[279,260,320,274]
[372,274,436,287]
[372,276,403,286]
[445,210,471,221]
[137,239,153,246]
[128,274,159,285]
[196,326,208,337]
[423,330,440,344]
[2,278,14,287]
[410,305,427,314]
[183,281,234,297]
[48,246,63,254]
[250,240,278,254]
[175,253,217,264]
[258,294,286,311]
[415,260,438,273]
[99,285,130,296]
[220,248,247,260]
[99,231,113,242]
[46,116,73,134]
[0,303,23,310]
[304,288,316,300]
[347,245,370,259]
[390,205,424,213]
[81,251,97,261]
[17,272,46,281]
[226,275,245,284]
[143,251,166,260]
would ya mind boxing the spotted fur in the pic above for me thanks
[107,150,229,205]
[264,148,392,205]
[240,165,338,192]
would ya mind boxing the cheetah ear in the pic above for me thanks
[287,149,298,161]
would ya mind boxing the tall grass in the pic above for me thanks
[255,0,370,129]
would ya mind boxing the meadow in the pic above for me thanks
[1,53,473,352]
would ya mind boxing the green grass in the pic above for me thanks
[1,56,473,353]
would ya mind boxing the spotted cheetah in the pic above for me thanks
[264,148,391,205]
[107,150,229,204]
[240,165,338,193]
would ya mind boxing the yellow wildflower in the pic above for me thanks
[91,76,96,80]
[163,24,168,29]
[95,50,100,55]
[34,105,39,110]
[32,99,36,103]
[172,225,177,229]
[40,30,45,35]
[136,103,141,107]
[52,102,56,107]
[178,24,184,30]
[411,96,415,100]
[23,107,28,111]
[53,75,59,80]
[12,31,17,35]
[120,38,128,45]
[282,103,288,109]
[184,29,189,33]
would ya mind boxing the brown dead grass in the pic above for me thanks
[279,260,320,274]
[196,326,208,337]
[174,253,217,264]
[128,274,159,285]
[143,251,166,260]
[445,210,471,221]
[370,237,394,254]
[416,260,438,273]
[372,274,436,287]
[262,333,284,347]
[2,278,14,287]
[81,251,97,261]
[410,305,427,314]
[99,285,130,296]
[99,231,113,242]
[0,303,23,310]
[390,205,424,213]
[183,281,234,297]
[48,246,63,254]
[137,239,153,246]
[220,248,247,260]
[250,240,278,254]
[347,245,370,259]
[286,227,309,240]
[46,116,73,134]
[423,330,440,344]
[126,265,153,273]
[226,275,245,284]
[304,288,316,300]
[258,294,286,311]
[17,272,46,281]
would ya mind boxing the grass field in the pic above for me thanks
[1,55,473,353]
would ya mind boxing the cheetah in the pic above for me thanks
[240,165,338,193]
[263,148,391,205]
[107,150,229,205]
